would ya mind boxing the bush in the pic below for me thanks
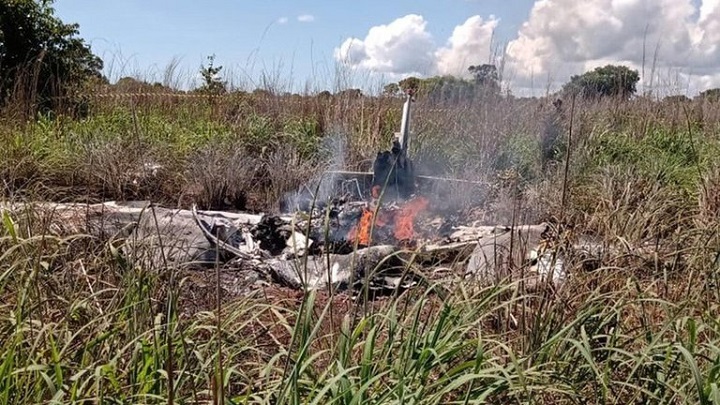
[562,65,640,100]
[0,0,103,116]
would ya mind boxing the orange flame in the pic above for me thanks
[348,207,388,246]
[347,209,373,245]
[347,197,429,246]
[393,196,429,241]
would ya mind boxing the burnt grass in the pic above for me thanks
[2,91,720,403]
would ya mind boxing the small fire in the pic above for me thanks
[347,196,429,246]
[347,209,372,246]
[393,196,429,242]
[347,207,387,246]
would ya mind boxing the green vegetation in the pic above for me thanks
[2,2,720,404]
[388,66,501,104]
[0,0,103,114]
[698,88,720,102]
[562,65,641,100]
[1,83,720,404]
[468,63,500,93]
[195,55,228,95]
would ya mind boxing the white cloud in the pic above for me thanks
[335,2,720,95]
[277,16,288,25]
[505,0,720,94]
[297,14,315,23]
[334,14,437,76]
[435,15,499,76]
[334,14,496,78]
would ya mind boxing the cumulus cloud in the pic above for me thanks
[277,16,288,25]
[505,0,720,93]
[335,1,720,94]
[334,14,437,76]
[435,15,499,76]
[334,14,497,78]
[297,14,315,23]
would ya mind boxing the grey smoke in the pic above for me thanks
[280,131,348,212]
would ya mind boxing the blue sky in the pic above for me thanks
[53,0,532,90]
[54,0,720,96]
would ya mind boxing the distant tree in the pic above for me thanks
[335,88,362,98]
[113,76,171,93]
[398,77,421,93]
[562,65,640,99]
[252,88,272,98]
[419,75,476,104]
[382,83,401,97]
[697,88,720,102]
[468,64,500,94]
[317,90,332,100]
[0,0,104,114]
[196,55,226,94]
[393,70,505,104]
[663,94,691,104]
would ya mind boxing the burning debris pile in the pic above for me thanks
[0,92,585,297]
[1,174,567,297]
[281,133,460,256]
[347,195,429,247]
[173,129,568,294]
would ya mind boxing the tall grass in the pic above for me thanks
[2,208,720,403]
[2,73,720,403]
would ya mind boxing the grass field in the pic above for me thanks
[2,87,720,404]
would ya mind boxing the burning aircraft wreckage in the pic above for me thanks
[2,92,598,298]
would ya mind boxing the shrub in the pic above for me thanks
[0,0,103,116]
[562,65,640,100]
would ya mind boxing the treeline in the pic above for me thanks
[3,0,720,119]
[380,64,502,103]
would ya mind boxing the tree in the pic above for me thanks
[468,64,500,94]
[196,55,226,94]
[392,69,505,104]
[418,75,475,104]
[335,88,362,99]
[697,88,720,102]
[562,65,640,99]
[398,77,421,93]
[0,0,103,114]
[382,82,400,97]
[113,76,171,93]
[663,94,691,104]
